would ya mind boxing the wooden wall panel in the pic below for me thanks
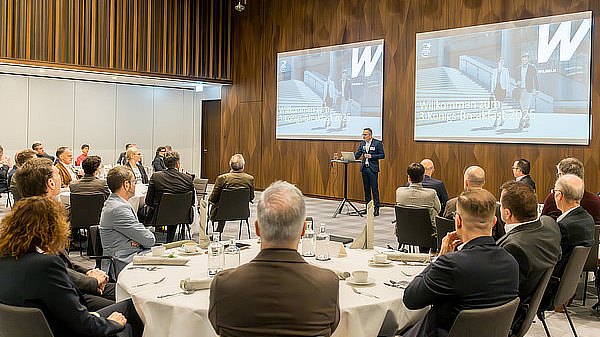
[224,0,600,204]
[0,0,232,81]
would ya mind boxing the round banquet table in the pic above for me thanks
[57,184,148,210]
[116,242,428,337]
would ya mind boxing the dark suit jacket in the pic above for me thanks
[496,216,561,301]
[152,156,167,172]
[554,206,595,277]
[126,162,148,184]
[354,138,384,172]
[422,175,449,214]
[69,175,110,198]
[0,252,124,337]
[516,64,539,93]
[542,190,600,226]
[144,168,194,223]
[209,249,340,337]
[403,236,519,337]
[517,175,536,191]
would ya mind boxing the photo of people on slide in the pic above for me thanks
[276,39,383,140]
[415,11,591,145]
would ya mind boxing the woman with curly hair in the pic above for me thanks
[0,196,141,337]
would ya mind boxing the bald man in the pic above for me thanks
[443,166,485,218]
[419,159,449,214]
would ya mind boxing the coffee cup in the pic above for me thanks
[151,245,166,257]
[373,253,388,263]
[182,243,197,253]
[352,270,369,283]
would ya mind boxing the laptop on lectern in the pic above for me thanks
[340,151,355,162]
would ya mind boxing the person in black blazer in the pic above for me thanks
[419,159,449,214]
[152,146,167,172]
[497,181,561,331]
[0,196,142,337]
[354,128,384,216]
[125,147,148,184]
[145,151,194,242]
[403,189,519,337]
[512,158,536,192]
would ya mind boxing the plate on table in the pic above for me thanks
[368,259,393,267]
[346,277,375,286]
[176,248,204,255]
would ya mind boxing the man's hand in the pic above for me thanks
[131,241,140,247]
[439,231,462,256]
[364,154,372,158]
[86,268,109,294]
[107,312,127,326]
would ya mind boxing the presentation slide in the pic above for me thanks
[276,39,384,140]
[415,11,592,145]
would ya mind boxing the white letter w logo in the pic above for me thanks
[351,45,383,78]
[538,19,591,63]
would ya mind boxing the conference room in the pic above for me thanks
[0,1,599,336]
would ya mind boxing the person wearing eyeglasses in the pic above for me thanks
[152,146,168,172]
[125,147,148,184]
[512,158,535,192]
[354,128,384,216]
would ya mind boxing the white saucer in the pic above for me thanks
[346,276,375,286]
[177,248,203,255]
[368,259,393,267]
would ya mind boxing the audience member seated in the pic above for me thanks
[512,158,536,191]
[396,162,441,232]
[125,147,148,184]
[0,162,7,192]
[208,154,255,233]
[444,165,485,218]
[69,155,110,198]
[540,174,595,311]
[0,144,13,167]
[8,149,36,201]
[152,146,167,172]
[541,157,600,225]
[117,143,136,166]
[497,181,560,332]
[76,143,90,166]
[403,189,519,337]
[209,181,340,336]
[145,151,194,242]
[419,158,449,214]
[14,157,116,311]
[0,196,143,337]
[55,146,78,188]
[32,141,56,161]
[100,166,155,276]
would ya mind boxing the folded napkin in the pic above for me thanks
[386,252,430,263]
[132,255,190,266]
[180,277,212,291]
[332,270,351,280]
[162,240,197,249]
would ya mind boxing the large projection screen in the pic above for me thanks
[276,39,384,140]
[415,11,592,145]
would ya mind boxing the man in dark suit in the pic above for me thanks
[403,189,519,337]
[420,158,449,214]
[145,151,194,242]
[512,158,536,192]
[354,128,385,216]
[541,157,600,225]
[515,52,539,130]
[32,141,56,162]
[497,181,561,331]
[69,155,110,198]
[209,154,255,232]
[339,69,352,129]
[209,181,340,336]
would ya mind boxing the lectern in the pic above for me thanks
[330,159,362,218]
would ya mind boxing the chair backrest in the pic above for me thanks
[0,302,54,337]
[88,225,103,257]
[513,267,554,337]
[448,297,520,337]
[70,193,106,230]
[193,178,209,200]
[435,215,455,250]
[553,246,592,307]
[212,188,251,221]
[395,205,436,249]
[155,191,194,226]
[583,225,600,272]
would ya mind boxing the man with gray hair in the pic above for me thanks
[444,165,485,218]
[209,181,340,336]
[542,157,600,225]
[208,154,254,233]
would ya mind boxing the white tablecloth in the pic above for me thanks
[116,243,428,337]
[58,191,146,211]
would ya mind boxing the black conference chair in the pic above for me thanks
[537,246,592,337]
[193,178,209,201]
[209,188,251,240]
[70,193,106,256]
[0,302,54,337]
[435,215,455,252]
[394,205,436,252]
[87,225,117,281]
[582,225,600,305]
[154,191,195,243]
[511,267,554,337]
[448,297,520,337]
